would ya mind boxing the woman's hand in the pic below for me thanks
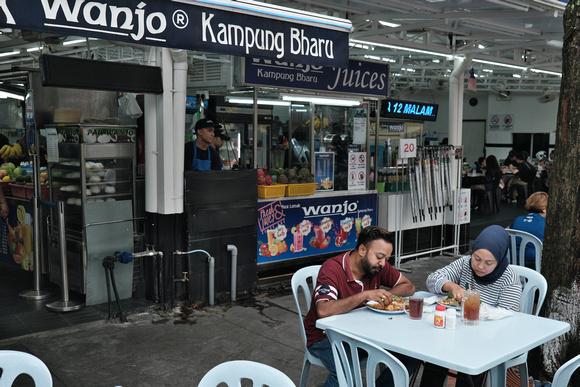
[442,282,466,302]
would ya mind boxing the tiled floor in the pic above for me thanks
[0,263,152,341]
[0,200,527,342]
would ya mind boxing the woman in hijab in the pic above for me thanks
[419,225,522,387]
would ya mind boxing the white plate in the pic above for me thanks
[365,300,406,314]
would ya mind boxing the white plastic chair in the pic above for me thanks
[291,265,324,387]
[0,350,53,386]
[491,266,548,387]
[552,354,580,386]
[198,360,296,387]
[325,328,409,387]
[507,229,543,272]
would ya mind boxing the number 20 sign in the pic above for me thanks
[399,139,417,159]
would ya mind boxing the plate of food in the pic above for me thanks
[365,296,408,314]
[437,298,461,309]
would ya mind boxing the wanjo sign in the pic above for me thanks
[0,0,350,67]
[243,58,389,97]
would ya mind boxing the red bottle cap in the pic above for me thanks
[436,305,446,312]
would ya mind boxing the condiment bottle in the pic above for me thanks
[445,309,456,330]
[434,305,446,328]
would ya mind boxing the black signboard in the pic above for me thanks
[244,58,389,97]
[0,0,350,67]
[381,98,439,122]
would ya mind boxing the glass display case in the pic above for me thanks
[47,141,136,294]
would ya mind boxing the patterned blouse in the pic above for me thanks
[426,256,522,312]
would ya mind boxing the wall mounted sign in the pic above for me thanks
[243,58,389,97]
[381,98,438,121]
[0,0,350,67]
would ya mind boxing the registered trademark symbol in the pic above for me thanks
[173,10,188,29]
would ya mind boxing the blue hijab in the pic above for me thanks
[471,225,510,285]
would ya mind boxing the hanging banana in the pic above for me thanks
[13,143,22,157]
[0,143,23,160]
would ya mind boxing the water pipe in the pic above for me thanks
[227,244,238,302]
[173,249,215,305]
[132,246,164,306]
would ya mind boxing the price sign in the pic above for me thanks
[399,139,417,159]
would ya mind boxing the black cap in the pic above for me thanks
[214,127,230,141]
[194,118,222,133]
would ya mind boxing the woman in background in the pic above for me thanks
[508,191,547,270]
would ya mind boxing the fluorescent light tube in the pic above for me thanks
[281,95,362,106]
[226,97,290,106]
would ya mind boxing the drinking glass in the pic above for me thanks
[461,290,480,326]
[404,297,424,320]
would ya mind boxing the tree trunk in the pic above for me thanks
[530,1,580,383]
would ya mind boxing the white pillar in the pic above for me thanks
[144,47,158,213]
[171,49,188,214]
[158,48,175,214]
[448,55,472,188]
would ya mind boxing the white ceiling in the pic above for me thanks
[264,0,566,95]
[0,0,566,98]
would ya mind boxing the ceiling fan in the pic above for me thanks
[428,75,449,91]
[402,83,421,95]
[490,84,511,101]
[537,88,558,103]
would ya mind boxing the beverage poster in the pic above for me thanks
[314,152,334,191]
[0,203,34,271]
[257,194,377,263]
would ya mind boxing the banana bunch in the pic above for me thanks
[0,143,22,160]
[305,117,330,130]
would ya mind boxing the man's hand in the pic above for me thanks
[365,289,393,307]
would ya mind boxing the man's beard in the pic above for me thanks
[362,253,382,279]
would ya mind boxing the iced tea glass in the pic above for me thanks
[461,290,480,326]
[404,297,424,320]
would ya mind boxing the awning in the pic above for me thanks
[0,0,352,67]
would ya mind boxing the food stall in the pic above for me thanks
[220,58,389,275]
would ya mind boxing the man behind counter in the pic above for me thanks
[184,118,223,171]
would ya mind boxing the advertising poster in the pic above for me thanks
[257,194,377,263]
[314,152,334,191]
[0,203,34,271]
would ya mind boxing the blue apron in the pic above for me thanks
[192,144,212,171]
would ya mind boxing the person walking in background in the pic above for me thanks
[508,191,547,270]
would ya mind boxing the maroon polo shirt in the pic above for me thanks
[303,250,402,347]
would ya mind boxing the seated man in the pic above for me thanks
[303,226,417,387]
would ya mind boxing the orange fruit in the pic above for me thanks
[269,243,279,256]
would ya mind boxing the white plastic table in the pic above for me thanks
[316,291,570,386]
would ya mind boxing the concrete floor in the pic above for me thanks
[0,255,458,387]
[0,201,529,386]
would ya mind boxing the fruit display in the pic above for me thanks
[270,165,315,185]
[257,166,273,186]
[0,143,23,160]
